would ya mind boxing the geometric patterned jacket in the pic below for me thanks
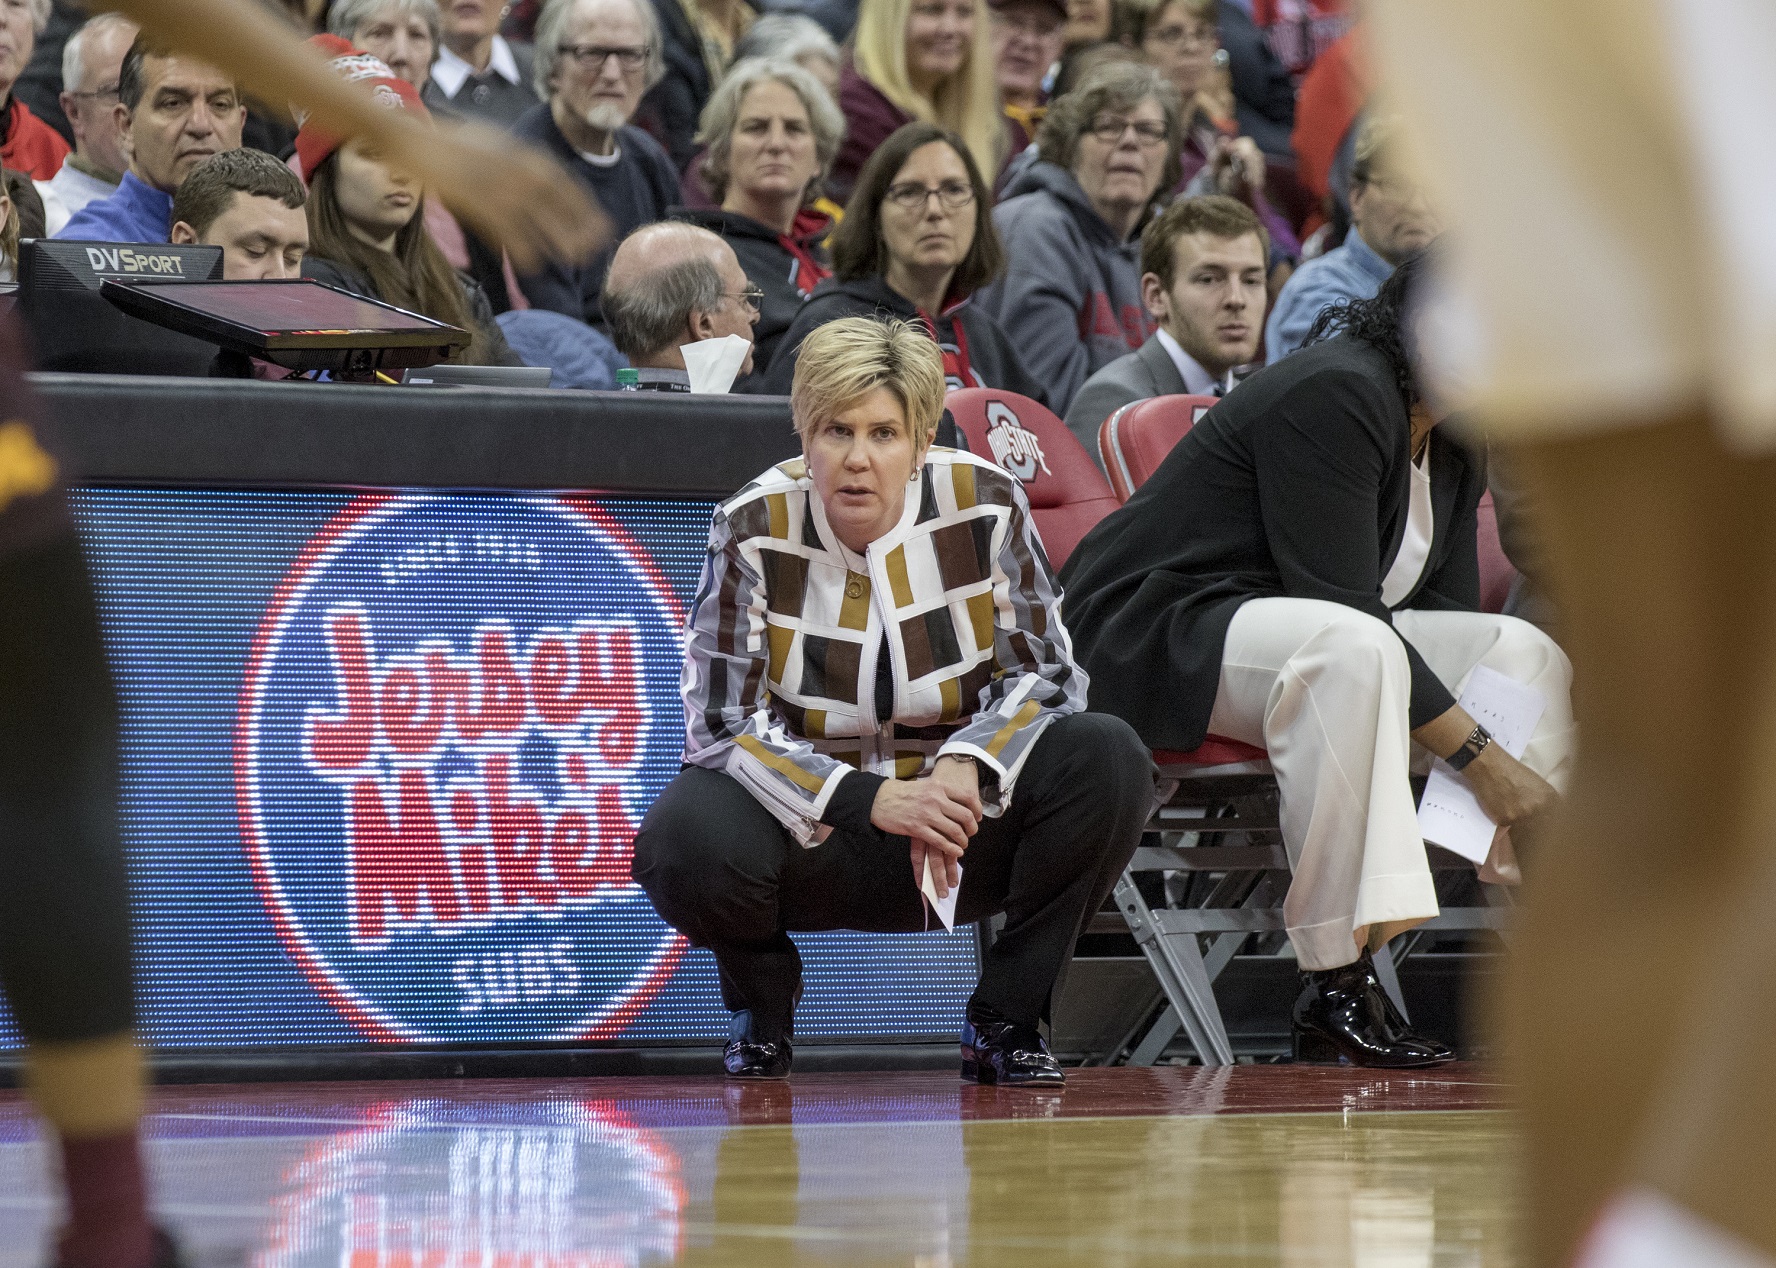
[681,446,1088,844]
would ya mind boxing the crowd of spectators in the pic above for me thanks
[4,0,1387,391]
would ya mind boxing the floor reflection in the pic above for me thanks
[257,1099,685,1266]
[0,1072,1515,1267]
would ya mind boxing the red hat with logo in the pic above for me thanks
[293,34,429,183]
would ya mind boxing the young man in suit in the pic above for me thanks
[1064,194,1267,470]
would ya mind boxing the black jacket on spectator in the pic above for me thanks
[510,103,679,326]
[761,273,1047,404]
[302,255,521,367]
[669,204,828,378]
[420,41,540,129]
[636,0,713,173]
[1059,336,1485,752]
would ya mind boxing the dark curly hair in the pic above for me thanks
[1304,246,1435,409]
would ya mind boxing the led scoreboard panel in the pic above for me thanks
[0,380,978,1051]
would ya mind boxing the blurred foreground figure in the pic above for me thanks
[1368,1,1776,1265]
[0,4,607,1264]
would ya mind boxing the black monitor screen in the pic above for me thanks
[137,281,454,336]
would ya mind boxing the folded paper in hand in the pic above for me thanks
[681,334,750,394]
[1418,665,1546,865]
[920,853,960,932]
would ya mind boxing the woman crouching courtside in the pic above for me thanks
[633,316,1153,1085]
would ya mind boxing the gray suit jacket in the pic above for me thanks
[1063,337,1189,473]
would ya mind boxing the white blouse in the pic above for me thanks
[1380,447,1433,608]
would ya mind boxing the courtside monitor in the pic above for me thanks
[100,277,471,372]
[19,238,226,376]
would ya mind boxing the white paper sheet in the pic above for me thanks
[681,334,750,394]
[1417,665,1547,864]
[920,853,961,932]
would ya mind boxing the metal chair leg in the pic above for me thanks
[1114,872,1236,1065]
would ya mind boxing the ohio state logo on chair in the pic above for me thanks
[235,491,689,1042]
[944,389,1120,570]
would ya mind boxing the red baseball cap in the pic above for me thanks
[293,34,429,183]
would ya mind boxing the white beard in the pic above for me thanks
[584,102,627,135]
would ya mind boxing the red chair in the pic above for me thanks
[1099,394,1220,502]
[943,388,1121,571]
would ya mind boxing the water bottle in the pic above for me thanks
[617,367,639,391]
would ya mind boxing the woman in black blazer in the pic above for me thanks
[1061,253,1576,1067]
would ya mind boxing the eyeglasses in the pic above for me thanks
[724,285,765,316]
[1145,21,1217,49]
[67,83,121,103]
[884,180,976,211]
[1085,116,1169,146]
[558,43,650,72]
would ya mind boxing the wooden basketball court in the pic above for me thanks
[0,1063,1514,1264]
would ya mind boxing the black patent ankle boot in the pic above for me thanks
[960,1003,1065,1087]
[723,1009,794,1080]
[1292,961,1450,1068]
[1357,951,1456,1062]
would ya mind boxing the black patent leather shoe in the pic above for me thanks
[1292,961,1451,1068]
[1358,952,1457,1062]
[723,1010,793,1080]
[960,1005,1066,1087]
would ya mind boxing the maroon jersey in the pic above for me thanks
[0,317,73,558]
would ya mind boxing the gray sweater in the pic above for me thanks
[975,161,1154,415]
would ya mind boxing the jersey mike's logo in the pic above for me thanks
[237,492,688,1042]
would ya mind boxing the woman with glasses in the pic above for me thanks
[672,57,843,379]
[35,12,136,235]
[1128,0,1299,275]
[830,0,1003,204]
[762,121,1045,403]
[978,60,1178,414]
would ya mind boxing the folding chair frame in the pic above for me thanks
[1109,764,1516,1066]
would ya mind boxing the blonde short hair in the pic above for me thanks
[790,318,946,450]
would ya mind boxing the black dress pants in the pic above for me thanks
[632,712,1154,1035]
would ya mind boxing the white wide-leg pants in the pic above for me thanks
[1204,599,1576,970]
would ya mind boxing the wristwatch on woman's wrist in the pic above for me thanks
[1444,724,1493,773]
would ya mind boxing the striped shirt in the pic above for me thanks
[682,447,1087,843]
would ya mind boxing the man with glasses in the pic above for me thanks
[513,0,678,326]
[601,220,760,389]
[1264,114,1441,361]
[55,32,245,243]
[35,12,136,235]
